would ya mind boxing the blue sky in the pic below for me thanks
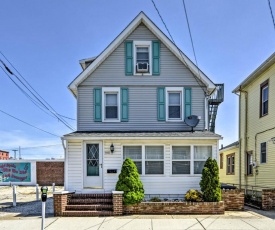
[0,1,275,159]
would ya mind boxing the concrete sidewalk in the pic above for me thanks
[1,210,275,230]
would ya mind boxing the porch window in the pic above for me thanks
[145,146,164,174]
[123,146,142,174]
[194,146,212,174]
[172,146,191,174]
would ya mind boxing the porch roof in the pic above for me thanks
[63,131,222,140]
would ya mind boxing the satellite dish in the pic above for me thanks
[184,115,200,132]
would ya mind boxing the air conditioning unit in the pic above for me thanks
[252,162,257,168]
[136,62,149,73]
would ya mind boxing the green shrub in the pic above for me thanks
[185,189,203,202]
[150,197,161,202]
[199,157,221,202]
[115,158,144,205]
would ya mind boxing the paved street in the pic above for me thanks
[1,209,275,230]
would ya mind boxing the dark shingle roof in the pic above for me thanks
[64,131,222,139]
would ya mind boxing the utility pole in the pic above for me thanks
[19,146,21,159]
[12,149,18,160]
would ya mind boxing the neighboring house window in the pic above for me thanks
[123,146,142,174]
[172,146,191,174]
[133,41,152,75]
[166,87,183,121]
[122,145,164,175]
[194,146,212,174]
[246,151,253,175]
[102,87,120,122]
[226,153,235,175]
[145,146,164,174]
[260,142,267,163]
[220,153,223,169]
[260,80,269,117]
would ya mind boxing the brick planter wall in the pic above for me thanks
[262,189,275,210]
[124,201,224,215]
[221,189,244,211]
[53,192,75,216]
[36,161,64,186]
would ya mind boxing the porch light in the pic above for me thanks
[110,143,115,153]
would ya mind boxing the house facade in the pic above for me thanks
[63,12,223,195]
[0,150,9,160]
[232,52,275,189]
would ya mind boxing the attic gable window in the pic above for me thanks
[134,41,152,75]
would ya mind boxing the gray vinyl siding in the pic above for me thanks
[78,24,206,131]
[78,85,205,131]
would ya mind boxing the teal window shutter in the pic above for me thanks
[158,87,165,121]
[152,41,160,75]
[121,88,128,122]
[184,88,192,118]
[94,88,102,122]
[125,41,133,75]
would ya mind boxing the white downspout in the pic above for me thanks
[61,137,68,190]
[205,97,209,130]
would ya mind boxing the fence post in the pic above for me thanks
[13,185,16,207]
[36,184,39,201]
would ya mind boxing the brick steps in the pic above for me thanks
[66,204,113,211]
[62,210,113,217]
[68,198,113,204]
[64,193,114,216]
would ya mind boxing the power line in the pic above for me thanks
[0,52,76,130]
[268,0,275,31]
[182,0,200,76]
[0,109,61,137]
[3,144,62,151]
[0,66,58,120]
[150,0,208,95]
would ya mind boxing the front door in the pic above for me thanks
[84,142,103,188]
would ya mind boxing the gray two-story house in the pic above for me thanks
[63,12,223,195]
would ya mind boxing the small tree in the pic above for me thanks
[199,157,221,202]
[115,158,144,205]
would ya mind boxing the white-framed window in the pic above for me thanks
[122,145,164,175]
[260,80,269,117]
[166,87,183,121]
[145,146,164,174]
[123,146,142,174]
[133,41,152,75]
[194,146,212,174]
[171,145,212,175]
[102,87,120,122]
[172,146,191,174]
[260,142,267,163]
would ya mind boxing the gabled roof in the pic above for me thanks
[233,52,275,93]
[68,11,216,97]
[219,141,239,151]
